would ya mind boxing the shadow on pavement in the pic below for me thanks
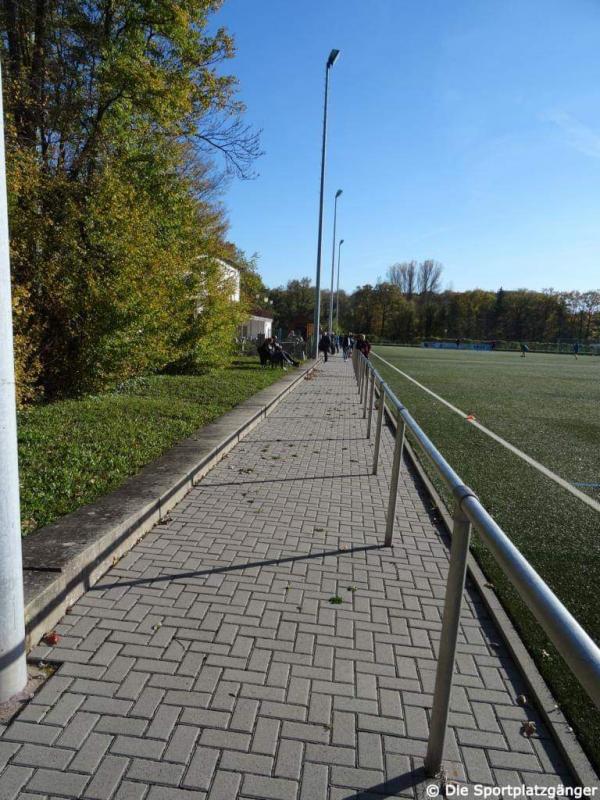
[202,472,372,487]
[93,543,386,592]
[340,766,430,799]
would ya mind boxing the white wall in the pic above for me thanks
[219,262,241,302]
[242,316,272,340]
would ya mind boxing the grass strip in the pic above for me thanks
[18,358,287,535]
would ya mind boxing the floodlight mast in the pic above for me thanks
[327,49,340,68]
[328,189,343,332]
[312,49,341,357]
[335,238,345,330]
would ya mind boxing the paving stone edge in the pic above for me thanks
[23,359,319,651]
[378,387,599,787]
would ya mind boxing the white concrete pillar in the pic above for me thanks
[0,64,28,702]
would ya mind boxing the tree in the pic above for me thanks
[1,0,262,400]
[388,297,417,342]
[334,289,349,331]
[267,278,600,347]
[348,284,378,334]
[388,261,416,298]
[581,291,600,339]
[1,0,261,180]
[417,259,443,296]
[563,292,587,340]
[270,278,314,336]
[491,287,506,338]
[374,282,401,337]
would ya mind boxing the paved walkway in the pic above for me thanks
[0,356,573,799]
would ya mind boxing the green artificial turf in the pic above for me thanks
[373,346,600,768]
[18,358,287,535]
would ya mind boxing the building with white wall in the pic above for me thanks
[241,313,273,340]
[195,256,273,341]
[215,259,240,302]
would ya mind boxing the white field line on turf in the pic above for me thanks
[372,351,600,514]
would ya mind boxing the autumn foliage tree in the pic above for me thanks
[1,0,261,402]
[342,275,600,345]
[268,263,600,345]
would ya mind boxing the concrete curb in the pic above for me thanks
[377,389,598,786]
[23,359,319,650]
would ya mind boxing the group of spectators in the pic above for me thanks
[256,331,372,368]
[318,332,371,363]
[257,337,299,370]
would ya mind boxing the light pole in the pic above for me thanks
[335,238,345,331]
[312,48,341,357]
[0,64,28,702]
[328,189,342,333]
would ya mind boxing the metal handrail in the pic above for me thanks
[351,348,600,778]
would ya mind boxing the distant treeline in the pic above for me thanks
[269,263,600,344]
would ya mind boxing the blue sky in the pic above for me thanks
[210,0,600,293]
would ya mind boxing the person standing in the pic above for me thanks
[318,331,331,362]
[342,333,351,361]
[356,334,372,359]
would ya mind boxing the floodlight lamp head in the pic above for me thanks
[327,49,341,68]
[335,189,343,198]
[340,239,345,245]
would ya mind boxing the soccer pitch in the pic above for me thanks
[372,345,600,765]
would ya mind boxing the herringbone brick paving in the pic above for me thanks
[0,356,573,798]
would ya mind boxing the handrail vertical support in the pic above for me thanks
[359,358,366,400]
[351,358,600,740]
[384,418,405,546]
[366,370,375,438]
[372,382,385,474]
[362,365,370,419]
[358,357,362,397]
[424,502,472,777]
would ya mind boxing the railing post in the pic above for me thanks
[424,487,475,777]
[359,358,366,400]
[366,369,375,438]
[384,415,406,546]
[372,381,386,474]
[362,365,370,419]
[357,356,362,394]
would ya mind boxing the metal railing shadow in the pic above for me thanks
[200,472,371,488]
[92,543,384,592]
[340,766,429,799]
